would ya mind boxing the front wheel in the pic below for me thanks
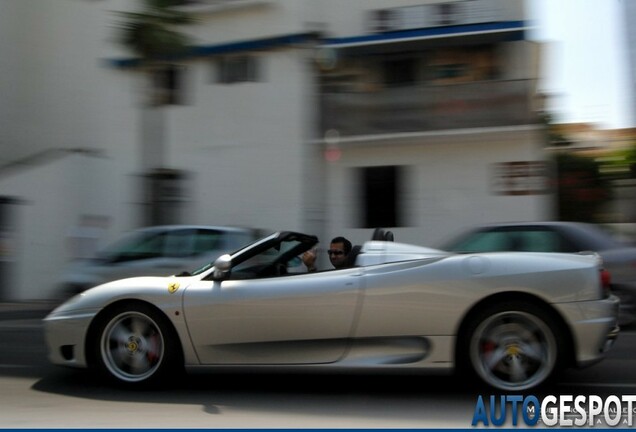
[91,303,182,386]
[461,302,563,391]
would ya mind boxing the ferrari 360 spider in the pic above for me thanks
[44,229,620,391]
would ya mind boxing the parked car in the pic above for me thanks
[58,225,261,297]
[45,228,619,391]
[437,221,636,325]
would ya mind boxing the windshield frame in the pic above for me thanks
[192,231,318,278]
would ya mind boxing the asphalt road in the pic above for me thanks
[0,309,635,428]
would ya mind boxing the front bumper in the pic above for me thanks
[43,308,100,368]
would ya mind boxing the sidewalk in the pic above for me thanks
[0,300,59,321]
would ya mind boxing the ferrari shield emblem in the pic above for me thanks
[168,282,180,294]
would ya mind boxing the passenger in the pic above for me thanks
[303,236,352,272]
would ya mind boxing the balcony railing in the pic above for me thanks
[320,79,538,138]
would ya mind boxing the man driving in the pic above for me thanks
[303,236,352,272]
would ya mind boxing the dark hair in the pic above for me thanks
[330,236,352,255]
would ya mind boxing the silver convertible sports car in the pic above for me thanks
[44,229,620,391]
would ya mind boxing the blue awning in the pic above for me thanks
[323,21,528,50]
[106,21,528,68]
[192,32,320,56]
[107,31,320,68]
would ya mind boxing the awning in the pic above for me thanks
[321,21,529,55]
[107,31,320,68]
[106,21,529,68]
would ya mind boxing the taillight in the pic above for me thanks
[600,268,611,297]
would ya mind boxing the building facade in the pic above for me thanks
[0,0,551,300]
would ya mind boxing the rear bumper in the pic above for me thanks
[603,324,620,354]
[554,294,620,367]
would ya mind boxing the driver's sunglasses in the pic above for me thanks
[327,249,344,256]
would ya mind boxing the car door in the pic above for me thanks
[183,257,363,365]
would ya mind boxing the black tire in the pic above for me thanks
[90,303,183,387]
[458,301,564,391]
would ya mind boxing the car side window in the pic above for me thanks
[451,229,562,253]
[117,232,167,261]
[515,230,561,252]
[451,231,510,252]
[192,229,221,255]
[164,229,197,257]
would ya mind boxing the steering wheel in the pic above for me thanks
[274,262,287,276]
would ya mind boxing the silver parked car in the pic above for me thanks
[58,225,260,296]
[45,229,619,391]
[437,221,636,325]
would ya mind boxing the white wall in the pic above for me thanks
[0,154,122,300]
[0,0,135,160]
[327,127,552,248]
[168,49,313,232]
[0,0,171,301]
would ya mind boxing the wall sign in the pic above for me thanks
[492,161,551,196]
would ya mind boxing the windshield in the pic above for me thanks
[191,231,317,279]
[230,237,305,279]
[189,232,278,276]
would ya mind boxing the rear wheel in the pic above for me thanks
[461,302,563,391]
[91,303,182,387]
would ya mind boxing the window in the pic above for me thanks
[435,3,458,26]
[383,58,417,86]
[217,55,260,84]
[192,230,222,255]
[145,169,188,225]
[153,64,187,105]
[164,229,196,258]
[448,229,567,253]
[433,63,469,80]
[449,231,511,253]
[519,231,561,252]
[359,166,403,228]
[427,45,499,83]
[105,231,168,262]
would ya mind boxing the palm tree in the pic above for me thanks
[117,0,193,65]
[114,0,195,224]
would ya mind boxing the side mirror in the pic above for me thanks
[212,254,232,281]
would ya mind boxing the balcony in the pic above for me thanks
[320,79,538,138]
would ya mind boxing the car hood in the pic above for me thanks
[49,275,197,315]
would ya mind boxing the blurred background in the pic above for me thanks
[1,0,635,301]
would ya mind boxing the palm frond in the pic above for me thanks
[114,1,196,62]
